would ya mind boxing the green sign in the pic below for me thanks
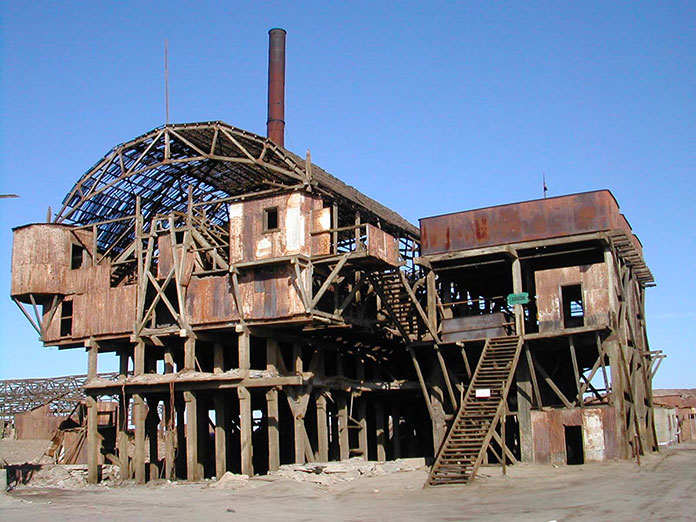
[507,292,530,306]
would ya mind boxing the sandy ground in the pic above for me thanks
[2,441,695,522]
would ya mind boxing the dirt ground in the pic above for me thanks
[2,441,695,521]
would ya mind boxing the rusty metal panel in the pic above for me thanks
[12,224,100,299]
[186,275,239,324]
[311,207,331,255]
[157,235,195,283]
[15,405,66,440]
[441,313,507,342]
[229,192,323,264]
[535,263,610,333]
[365,225,399,266]
[532,407,618,464]
[71,285,136,339]
[420,190,633,255]
[186,265,306,326]
[11,225,71,298]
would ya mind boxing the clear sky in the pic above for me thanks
[0,1,693,388]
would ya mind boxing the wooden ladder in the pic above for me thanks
[426,335,523,486]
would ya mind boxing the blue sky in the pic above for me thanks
[0,1,694,387]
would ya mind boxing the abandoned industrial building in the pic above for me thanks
[6,29,660,487]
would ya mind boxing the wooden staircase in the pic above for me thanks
[426,335,523,486]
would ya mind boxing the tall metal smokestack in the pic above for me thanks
[267,28,286,147]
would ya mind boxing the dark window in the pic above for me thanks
[263,207,279,232]
[562,284,584,328]
[564,425,584,465]
[70,244,84,270]
[60,300,73,337]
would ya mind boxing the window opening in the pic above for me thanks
[60,300,73,337]
[263,207,279,232]
[71,243,85,270]
[561,284,584,328]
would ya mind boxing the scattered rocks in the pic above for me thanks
[268,457,425,486]
[210,472,249,490]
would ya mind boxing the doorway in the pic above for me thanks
[564,425,584,465]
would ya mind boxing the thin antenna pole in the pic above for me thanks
[164,39,170,125]
[543,172,548,198]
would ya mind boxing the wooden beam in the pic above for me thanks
[357,396,368,460]
[214,392,228,479]
[375,401,386,462]
[87,339,99,381]
[238,386,253,476]
[525,345,543,408]
[392,406,402,459]
[532,357,573,409]
[213,342,224,374]
[569,335,583,407]
[164,391,176,480]
[184,337,196,371]
[134,340,145,376]
[338,395,349,461]
[408,347,434,420]
[516,342,534,462]
[134,393,147,484]
[316,392,329,462]
[184,390,201,481]
[86,395,99,484]
[238,331,250,376]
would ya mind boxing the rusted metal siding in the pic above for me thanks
[420,190,634,255]
[229,192,328,264]
[185,265,306,325]
[11,224,95,299]
[441,312,507,342]
[71,285,137,339]
[534,262,610,333]
[531,406,618,464]
[157,236,195,283]
[365,224,400,266]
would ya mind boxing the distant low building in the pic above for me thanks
[653,389,696,442]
